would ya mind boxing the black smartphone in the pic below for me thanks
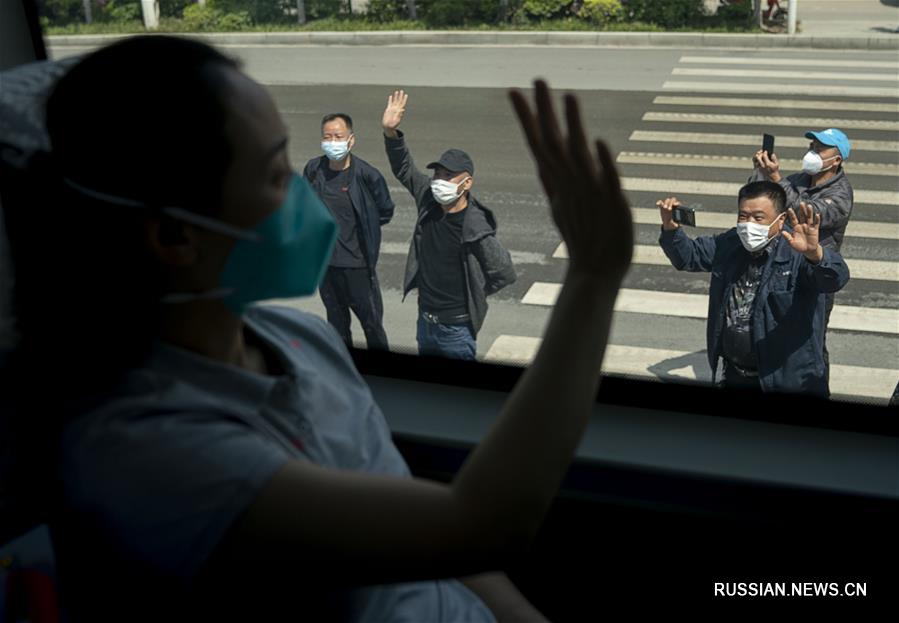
[672,205,696,227]
[762,133,775,157]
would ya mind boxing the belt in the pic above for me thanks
[420,310,471,325]
[725,360,759,378]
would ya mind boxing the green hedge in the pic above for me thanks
[620,0,705,28]
[38,0,757,31]
[36,0,349,26]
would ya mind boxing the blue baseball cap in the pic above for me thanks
[805,128,851,159]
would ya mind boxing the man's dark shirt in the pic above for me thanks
[418,208,467,315]
[722,242,774,371]
[322,167,365,268]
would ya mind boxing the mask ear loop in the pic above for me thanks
[62,177,259,304]
[768,212,787,238]
[820,152,840,173]
[455,176,472,199]
[63,177,261,242]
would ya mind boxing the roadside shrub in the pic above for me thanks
[203,0,346,24]
[365,0,410,22]
[181,3,219,28]
[102,0,142,21]
[521,0,570,20]
[37,0,87,25]
[158,0,194,18]
[210,0,283,23]
[215,8,253,27]
[297,0,348,20]
[419,0,502,27]
[716,0,753,22]
[578,0,622,25]
[621,0,704,28]
[180,3,250,30]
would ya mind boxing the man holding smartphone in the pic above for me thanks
[656,182,849,397]
[751,128,854,383]
[751,128,853,253]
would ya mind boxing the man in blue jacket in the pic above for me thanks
[657,181,850,398]
[304,113,395,351]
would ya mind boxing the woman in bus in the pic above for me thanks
[2,36,632,620]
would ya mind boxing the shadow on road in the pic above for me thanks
[646,350,712,383]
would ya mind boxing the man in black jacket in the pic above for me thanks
[303,113,394,351]
[381,90,516,360]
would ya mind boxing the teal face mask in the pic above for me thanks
[64,173,337,315]
[218,173,337,314]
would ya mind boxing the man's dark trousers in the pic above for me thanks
[416,314,476,361]
[823,293,834,386]
[319,266,389,351]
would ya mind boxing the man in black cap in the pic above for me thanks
[382,90,515,360]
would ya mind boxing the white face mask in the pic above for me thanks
[737,214,783,252]
[321,139,351,161]
[801,150,836,176]
[430,177,469,205]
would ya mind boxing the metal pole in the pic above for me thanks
[296,0,306,24]
[140,0,159,29]
[787,0,798,35]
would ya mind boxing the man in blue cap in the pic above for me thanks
[381,90,516,360]
[751,128,854,385]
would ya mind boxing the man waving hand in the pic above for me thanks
[382,90,515,360]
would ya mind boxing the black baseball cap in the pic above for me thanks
[426,149,474,176]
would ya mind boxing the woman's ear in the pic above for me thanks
[146,216,198,267]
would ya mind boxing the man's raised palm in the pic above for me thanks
[783,202,820,254]
[382,90,408,131]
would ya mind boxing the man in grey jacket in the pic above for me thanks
[381,90,516,360]
[751,128,854,382]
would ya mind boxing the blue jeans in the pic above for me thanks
[416,316,477,361]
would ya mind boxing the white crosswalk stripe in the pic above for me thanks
[677,56,899,70]
[625,207,898,241]
[671,67,899,83]
[617,151,899,177]
[483,337,897,402]
[521,284,899,336]
[629,130,899,153]
[621,177,899,207]
[662,81,899,98]
[652,96,899,114]
[642,111,899,132]
[553,243,899,283]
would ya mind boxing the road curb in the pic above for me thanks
[47,30,899,51]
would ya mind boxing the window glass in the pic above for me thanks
[38,0,899,407]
